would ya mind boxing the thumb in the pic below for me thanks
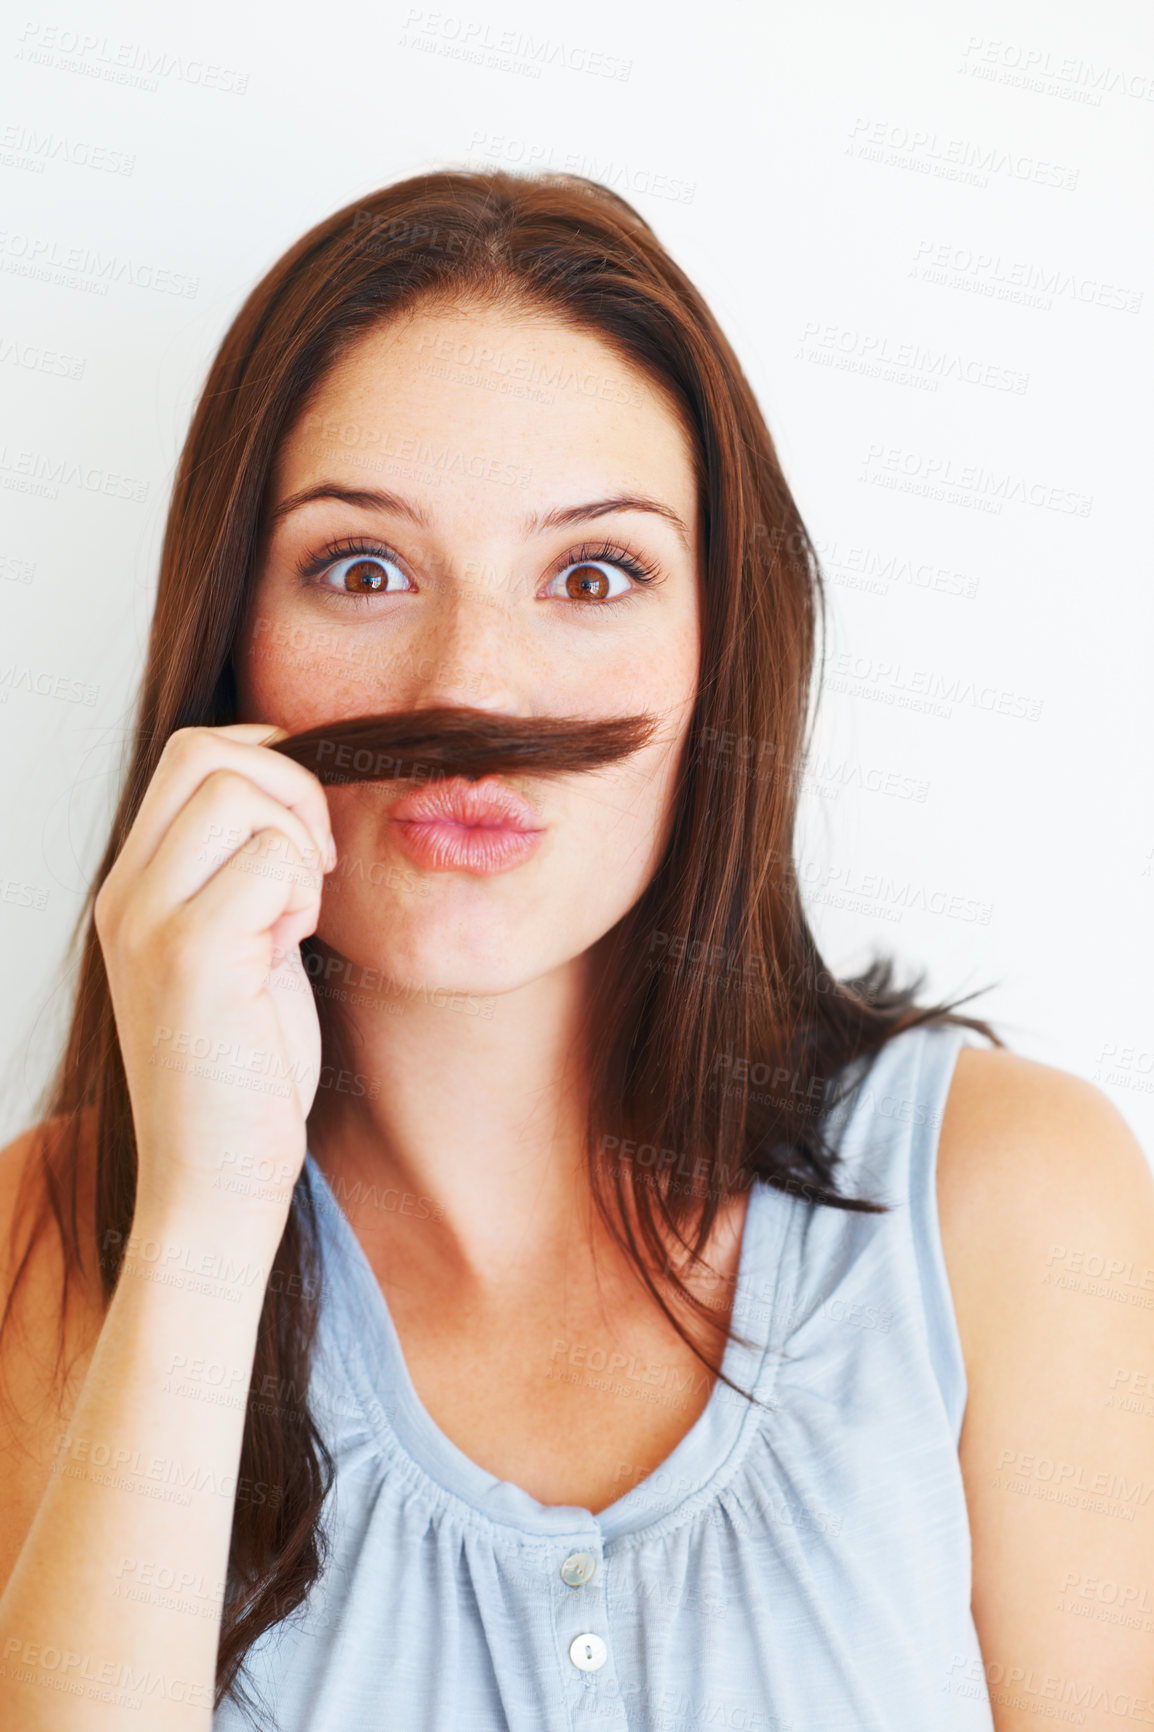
[217,720,292,745]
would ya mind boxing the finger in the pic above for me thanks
[110,726,334,896]
[214,722,289,743]
[129,771,327,920]
[176,824,322,952]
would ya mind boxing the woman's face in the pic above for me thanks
[235,302,702,1000]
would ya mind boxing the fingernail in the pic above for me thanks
[326,836,338,871]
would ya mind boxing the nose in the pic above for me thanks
[404,564,524,717]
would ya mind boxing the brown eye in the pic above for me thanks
[312,552,409,595]
[564,563,612,600]
[343,559,388,593]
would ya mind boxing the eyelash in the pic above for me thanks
[294,535,662,610]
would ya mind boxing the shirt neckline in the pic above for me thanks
[303,1146,781,1542]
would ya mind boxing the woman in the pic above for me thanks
[0,170,1150,1732]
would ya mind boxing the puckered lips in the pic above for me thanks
[387,775,545,874]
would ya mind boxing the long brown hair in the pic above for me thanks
[1,168,1000,1724]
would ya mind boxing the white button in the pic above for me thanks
[560,1551,597,1587]
[569,1632,607,1672]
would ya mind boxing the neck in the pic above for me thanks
[307,949,604,1293]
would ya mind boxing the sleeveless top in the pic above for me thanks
[214,1022,995,1731]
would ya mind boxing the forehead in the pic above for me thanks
[270,303,700,534]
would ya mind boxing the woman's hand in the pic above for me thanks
[93,722,337,1230]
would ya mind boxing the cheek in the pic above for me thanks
[562,745,682,898]
[236,615,368,728]
[321,785,394,859]
[315,791,427,946]
[235,628,299,723]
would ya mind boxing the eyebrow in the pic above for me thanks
[268,483,692,552]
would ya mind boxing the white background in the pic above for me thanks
[1,0,1151,1155]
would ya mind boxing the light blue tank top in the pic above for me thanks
[214,1022,995,1730]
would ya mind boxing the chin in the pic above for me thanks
[317,909,589,1006]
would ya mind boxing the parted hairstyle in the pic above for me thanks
[1,168,999,1725]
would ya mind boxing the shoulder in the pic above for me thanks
[0,1109,99,1269]
[0,1110,103,1404]
[934,1046,1154,1715]
[0,1118,60,1299]
[0,1112,104,1599]
[936,1043,1154,1333]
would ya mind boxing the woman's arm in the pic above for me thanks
[0,720,337,1729]
[0,1145,280,1732]
[938,1047,1154,1732]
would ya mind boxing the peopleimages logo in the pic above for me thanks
[0,443,148,501]
[825,652,1044,722]
[0,122,135,175]
[794,322,1028,395]
[397,9,632,81]
[859,444,1093,517]
[465,132,693,203]
[910,239,1142,314]
[0,663,99,705]
[0,227,199,298]
[959,35,1154,105]
[846,117,1079,190]
[0,334,85,380]
[14,22,250,94]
